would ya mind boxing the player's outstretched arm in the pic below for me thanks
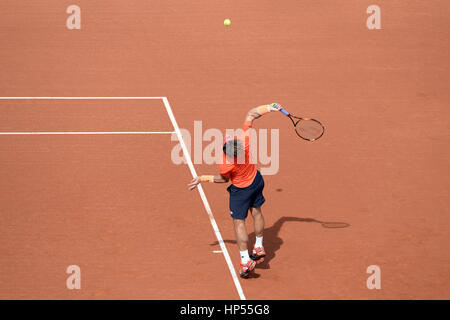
[188,174,229,190]
[245,103,282,122]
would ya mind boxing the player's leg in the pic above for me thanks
[228,183,256,278]
[233,218,255,278]
[249,171,266,262]
[250,206,266,262]
[233,218,249,252]
[250,206,265,238]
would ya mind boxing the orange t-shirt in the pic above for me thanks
[218,121,257,188]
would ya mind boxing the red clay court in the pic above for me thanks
[0,1,449,299]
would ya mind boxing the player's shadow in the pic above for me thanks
[210,217,350,270]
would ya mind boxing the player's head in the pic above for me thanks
[223,138,243,158]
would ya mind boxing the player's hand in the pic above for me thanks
[269,103,282,111]
[188,177,201,190]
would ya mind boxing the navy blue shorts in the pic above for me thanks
[227,171,265,220]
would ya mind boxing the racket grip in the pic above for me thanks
[280,108,290,116]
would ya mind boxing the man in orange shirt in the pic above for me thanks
[188,103,281,278]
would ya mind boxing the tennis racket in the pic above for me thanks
[279,107,325,141]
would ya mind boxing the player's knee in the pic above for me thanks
[251,208,262,217]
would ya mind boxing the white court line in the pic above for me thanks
[0,97,165,100]
[163,97,246,300]
[0,96,246,300]
[0,132,174,135]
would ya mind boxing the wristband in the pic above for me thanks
[242,120,253,131]
[199,175,214,183]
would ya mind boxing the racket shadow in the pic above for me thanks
[210,217,350,270]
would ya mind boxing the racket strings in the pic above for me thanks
[295,119,324,141]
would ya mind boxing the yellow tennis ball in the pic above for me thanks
[224,19,231,26]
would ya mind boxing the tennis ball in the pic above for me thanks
[224,19,231,26]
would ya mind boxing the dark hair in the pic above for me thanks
[223,139,243,158]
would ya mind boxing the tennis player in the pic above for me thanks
[188,103,281,278]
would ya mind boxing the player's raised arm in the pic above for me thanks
[245,103,282,123]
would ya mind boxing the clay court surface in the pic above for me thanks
[0,1,449,299]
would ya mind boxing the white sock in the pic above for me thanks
[255,236,263,248]
[240,250,250,264]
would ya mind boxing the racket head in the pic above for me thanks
[294,118,325,141]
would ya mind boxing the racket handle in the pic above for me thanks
[280,108,290,116]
